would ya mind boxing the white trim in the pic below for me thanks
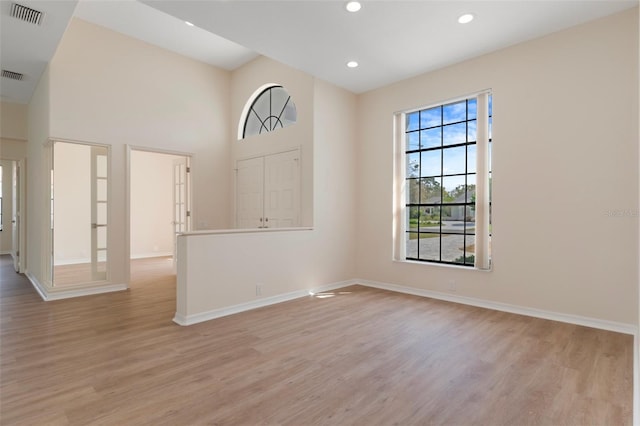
[25,270,48,301]
[181,226,313,237]
[130,252,173,260]
[126,146,194,288]
[394,91,493,270]
[357,279,637,335]
[53,257,91,266]
[0,250,11,255]
[173,277,636,334]
[634,333,639,426]
[475,92,490,270]
[396,88,492,115]
[173,279,358,326]
[237,82,281,140]
[26,270,127,301]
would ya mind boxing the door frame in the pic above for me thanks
[125,145,193,285]
[13,159,25,273]
[47,138,112,286]
[0,157,25,273]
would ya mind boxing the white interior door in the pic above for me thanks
[236,156,264,228]
[264,150,300,228]
[91,146,108,281]
[11,161,20,272]
[173,157,191,261]
[236,149,300,229]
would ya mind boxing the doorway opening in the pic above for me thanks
[0,159,24,273]
[48,141,110,287]
[129,148,191,285]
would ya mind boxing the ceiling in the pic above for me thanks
[1,0,637,104]
[0,0,78,104]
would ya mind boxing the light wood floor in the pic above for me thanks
[0,255,633,425]
[54,262,109,287]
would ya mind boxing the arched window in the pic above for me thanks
[240,85,297,139]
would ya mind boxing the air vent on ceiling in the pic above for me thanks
[2,70,24,81]
[10,3,43,25]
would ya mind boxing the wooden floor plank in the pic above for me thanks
[0,255,633,425]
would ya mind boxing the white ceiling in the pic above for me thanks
[0,0,78,104]
[143,0,637,93]
[73,0,258,70]
[1,0,637,104]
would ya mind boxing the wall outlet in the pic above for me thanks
[447,280,457,292]
[256,283,263,296]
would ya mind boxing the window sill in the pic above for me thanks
[393,258,492,272]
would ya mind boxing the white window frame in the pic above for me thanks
[393,91,492,270]
[238,84,297,140]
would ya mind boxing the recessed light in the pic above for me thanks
[345,1,361,12]
[185,21,195,27]
[458,13,474,24]
[347,61,359,68]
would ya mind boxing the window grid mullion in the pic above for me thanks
[403,95,490,267]
[439,105,443,263]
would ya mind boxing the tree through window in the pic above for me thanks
[402,92,492,268]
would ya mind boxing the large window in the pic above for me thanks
[401,92,492,268]
[242,85,297,139]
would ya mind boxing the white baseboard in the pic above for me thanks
[0,250,11,255]
[174,278,636,335]
[130,252,173,260]
[53,258,91,266]
[25,270,49,301]
[634,334,639,426]
[25,270,127,301]
[173,279,358,326]
[356,279,637,335]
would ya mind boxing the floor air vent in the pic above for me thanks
[10,3,43,25]
[2,70,24,81]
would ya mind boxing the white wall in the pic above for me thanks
[130,150,184,258]
[40,18,232,288]
[355,8,639,325]
[176,76,357,321]
[52,142,91,264]
[1,102,27,258]
[21,7,638,331]
[230,56,314,227]
[0,160,13,253]
[26,65,50,284]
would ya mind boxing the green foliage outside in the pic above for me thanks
[453,254,475,264]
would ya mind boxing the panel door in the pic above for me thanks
[264,150,300,228]
[236,157,264,228]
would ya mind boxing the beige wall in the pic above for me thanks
[0,102,28,141]
[356,8,639,325]
[0,160,13,253]
[0,139,26,160]
[130,150,184,258]
[53,142,91,265]
[19,7,639,329]
[42,18,232,287]
[177,77,357,320]
[0,103,27,256]
[26,65,50,283]
[230,56,315,227]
